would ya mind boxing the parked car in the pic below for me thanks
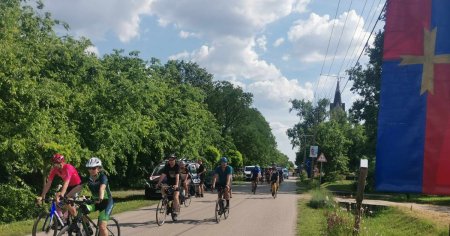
[243,165,256,181]
[144,163,166,199]
[144,160,198,199]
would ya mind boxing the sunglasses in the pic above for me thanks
[88,167,97,170]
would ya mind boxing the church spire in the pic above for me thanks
[330,79,345,111]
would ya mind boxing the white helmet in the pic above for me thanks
[86,157,102,168]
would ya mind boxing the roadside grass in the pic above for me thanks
[322,179,450,206]
[297,180,448,235]
[0,191,157,236]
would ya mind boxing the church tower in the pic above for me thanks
[330,79,345,111]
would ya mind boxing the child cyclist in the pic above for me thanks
[84,157,114,236]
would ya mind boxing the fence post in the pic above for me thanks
[353,160,368,236]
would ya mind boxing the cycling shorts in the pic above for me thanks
[86,199,114,222]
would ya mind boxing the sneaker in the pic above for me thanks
[201,194,204,197]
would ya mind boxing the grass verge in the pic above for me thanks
[0,191,158,236]
[296,181,447,235]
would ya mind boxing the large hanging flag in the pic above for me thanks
[376,0,450,194]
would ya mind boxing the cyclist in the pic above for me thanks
[157,154,180,217]
[38,153,82,217]
[212,157,232,210]
[179,160,191,199]
[85,157,113,236]
[251,164,260,192]
[197,159,206,197]
[270,165,280,196]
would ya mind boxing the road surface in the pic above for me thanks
[116,178,299,236]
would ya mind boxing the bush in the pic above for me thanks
[308,188,335,209]
[325,208,353,235]
[0,185,39,223]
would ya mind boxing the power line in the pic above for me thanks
[314,0,342,104]
[340,0,387,95]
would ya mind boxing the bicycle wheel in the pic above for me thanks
[183,195,191,207]
[214,200,222,223]
[106,217,120,236]
[223,200,229,219]
[156,199,167,226]
[32,212,59,236]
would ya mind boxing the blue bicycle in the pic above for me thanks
[32,197,69,236]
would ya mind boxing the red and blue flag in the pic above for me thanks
[376,0,450,194]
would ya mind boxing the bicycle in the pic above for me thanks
[56,198,120,236]
[32,197,70,236]
[155,185,179,226]
[214,186,229,223]
[251,178,258,194]
[179,185,191,207]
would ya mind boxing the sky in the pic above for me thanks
[40,0,386,164]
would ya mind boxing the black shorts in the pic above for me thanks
[65,184,82,197]
[199,175,205,184]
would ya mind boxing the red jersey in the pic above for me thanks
[48,163,81,186]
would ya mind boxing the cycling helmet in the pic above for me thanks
[168,154,177,160]
[51,153,65,164]
[86,157,102,168]
[220,157,228,163]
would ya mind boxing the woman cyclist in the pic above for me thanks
[85,157,114,236]
[38,153,82,217]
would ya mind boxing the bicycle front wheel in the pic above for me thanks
[106,217,120,236]
[223,201,229,219]
[156,199,167,226]
[214,200,222,223]
[32,212,59,236]
[183,195,191,207]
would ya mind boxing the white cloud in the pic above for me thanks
[282,54,290,61]
[149,0,306,38]
[287,10,370,65]
[43,0,152,42]
[84,45,99,56]
[273,37,285,47]
[179,30,200,39]
[256,36,267,52]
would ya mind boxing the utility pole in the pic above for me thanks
[300,134,313,177]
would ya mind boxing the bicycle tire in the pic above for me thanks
[183,195,191,207]
[156,198,167,226]
[32,212,59,236]
[106,217,120,236]
[223,200,229,219]
[214,200,221,223]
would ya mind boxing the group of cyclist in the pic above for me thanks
[156,155,232,219]
[37,152,284,232]
[250,164,282,196]
[36,154,113,236]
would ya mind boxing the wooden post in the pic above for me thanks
[353,166,368,236]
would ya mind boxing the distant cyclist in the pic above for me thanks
[157,154,180,217]
[270,165,280,196]
[179,160,191,198]
[85,157,114,236]
[38,153,82,217]
[251,165,261,192]
[212,157,232,209]
[197,159,206,197]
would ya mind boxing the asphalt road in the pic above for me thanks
[116,177,299,236]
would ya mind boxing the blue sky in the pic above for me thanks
[41,0,385,163]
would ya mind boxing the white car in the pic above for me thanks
[244,166,256,181]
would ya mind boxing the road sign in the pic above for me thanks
[309,146,318,158]
[317,153,327,162]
